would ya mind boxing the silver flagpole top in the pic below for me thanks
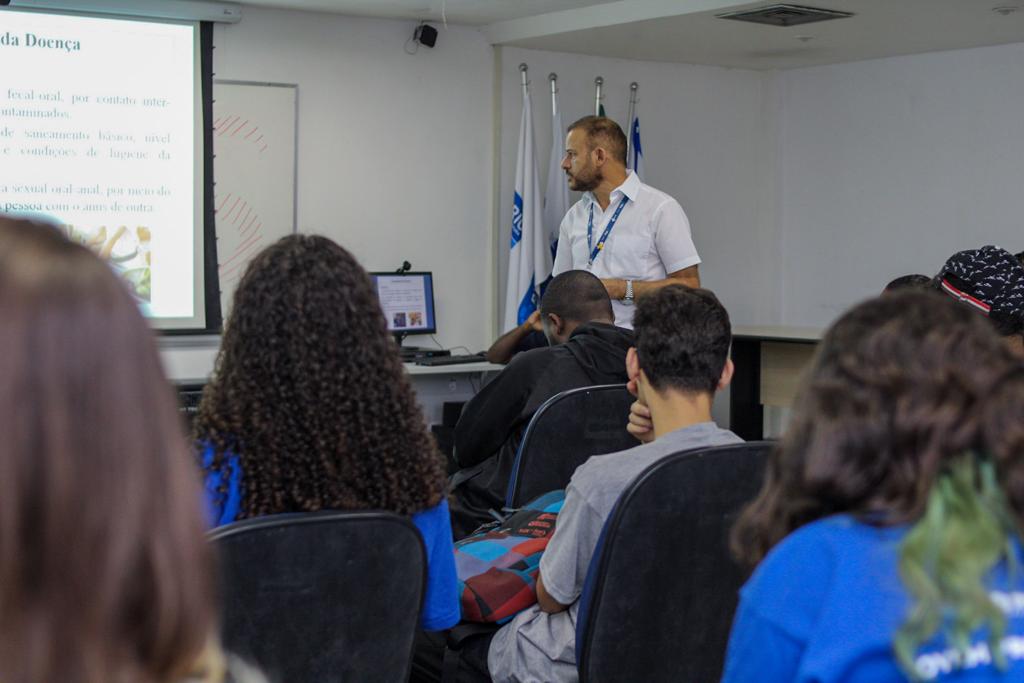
[595,76,604,86]
[519,63,528,88]
[549,73,557,82]
[630,82,639,91]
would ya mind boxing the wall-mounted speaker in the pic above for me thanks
[414,23,437,48]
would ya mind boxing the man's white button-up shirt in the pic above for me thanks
[552,171,701,328]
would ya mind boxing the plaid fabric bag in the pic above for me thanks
[454,490,565,623]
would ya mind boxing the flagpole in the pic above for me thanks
[549,73,558,118]
[594,76,603,116]
[519,62,529,95]
[545,71,568,266]
[627,82,638,166]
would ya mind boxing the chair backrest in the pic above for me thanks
[505,383,636,508]
[210,511,426,683]
[575,441,773,683]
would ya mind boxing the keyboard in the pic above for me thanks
[176,384,206,428]
[414,354,487,367]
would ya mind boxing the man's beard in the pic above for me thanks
[568,166,601,192]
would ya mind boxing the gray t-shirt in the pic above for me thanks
[487,422,743,683]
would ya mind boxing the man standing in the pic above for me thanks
[554,116,701,328]
[487,286,741,683]
[449,270,634,539]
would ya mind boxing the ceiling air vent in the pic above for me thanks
[717,4,854,27]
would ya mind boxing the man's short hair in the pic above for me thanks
[884,274,932,293]
[567,115,627,165]
[539,270,613,323]
[633,286,731,395]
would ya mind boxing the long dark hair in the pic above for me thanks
[195,234,447,518]
[0,216,215,683]
[731,290,1024,676]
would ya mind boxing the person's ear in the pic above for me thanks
[717,357,735,392]
[547,313,566,338]
[593,146,607,166]
[626,347,640,382]
[636,368,651,405]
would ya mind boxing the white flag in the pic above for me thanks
[543,87,569,265]
[628,107,646,182]
[504,79,548,332]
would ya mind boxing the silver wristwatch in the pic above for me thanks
[623,279,635,303]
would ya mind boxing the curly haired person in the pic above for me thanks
[195,234,459,632]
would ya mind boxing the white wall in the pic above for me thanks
[495,46,782,331]
[180,10,1024,373]
[212,7,495,351]
[777,42,1024,327]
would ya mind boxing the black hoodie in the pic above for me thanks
[449,322,634,538]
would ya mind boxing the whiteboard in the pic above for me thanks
[212,80,297,314]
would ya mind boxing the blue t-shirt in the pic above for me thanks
[722,515,1024,682]
[202,445,460,631]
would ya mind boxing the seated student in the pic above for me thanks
[722,290,1024,682]
[487,286,742,683]
[485,309,549,364]
[0,216,263,683]
[450,269,634,538]
[933,245,1024,355]
[195,234,459,633]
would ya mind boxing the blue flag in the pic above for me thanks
[504,75,548,331]
[628,108,645,182]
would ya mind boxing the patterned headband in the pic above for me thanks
[938,245,1024,321]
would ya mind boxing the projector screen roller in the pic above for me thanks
[0,8,215,331]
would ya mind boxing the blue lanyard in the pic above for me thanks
[587,196,629,267]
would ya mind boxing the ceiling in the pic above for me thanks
[227,0,1024,70]
[227,0,622,25]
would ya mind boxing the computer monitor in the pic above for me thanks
[369,272,437,339]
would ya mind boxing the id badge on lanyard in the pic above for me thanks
[587,196,629,267]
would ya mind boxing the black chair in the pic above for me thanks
[504,383,636,508]
[210,511,426,683]
[575,441,774,683]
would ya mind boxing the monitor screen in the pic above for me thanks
[370,272,436,335]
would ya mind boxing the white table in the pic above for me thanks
[730,325,823,440]
[403,361,503,424]
[159,337,502,425]
[405,361,502,375]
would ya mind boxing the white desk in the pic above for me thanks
[405,361,502,375]
[732,325,824,342]
[730,326,823,440]
[160,336,220,386]
[159,337,502,425]
[403,361,503,423]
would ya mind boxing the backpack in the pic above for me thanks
[454,490,565,623]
